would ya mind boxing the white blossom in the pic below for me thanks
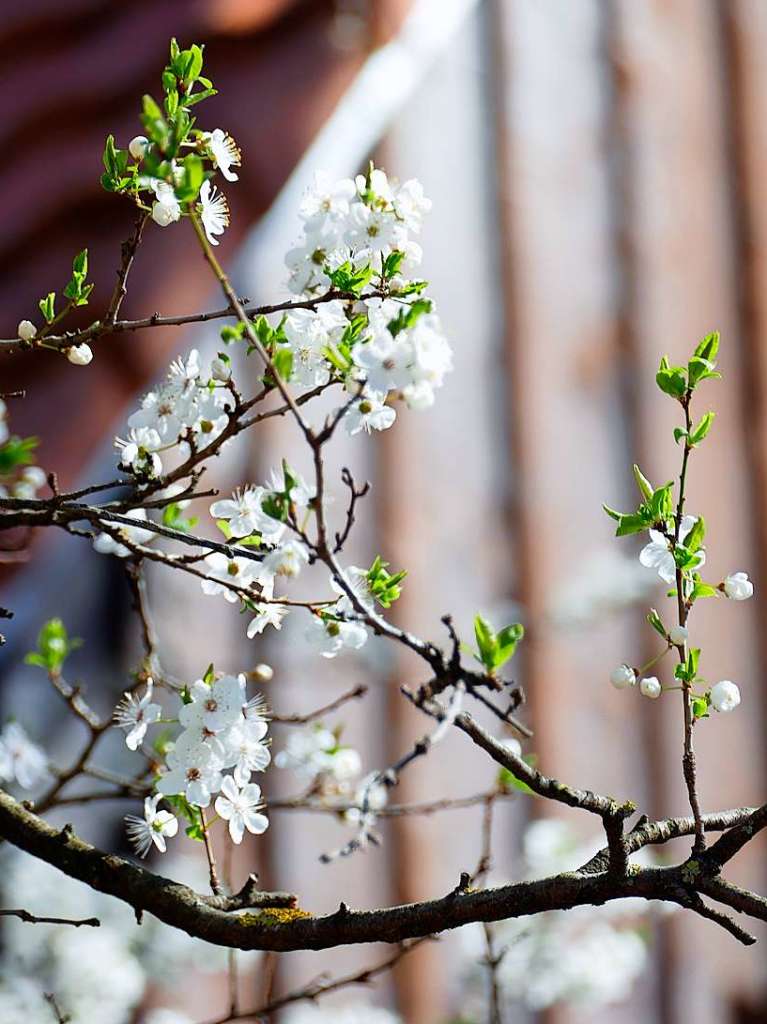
[128,135,149,159]
[299,171,356,227]
[344,391,396,435]
[210,486,285,542]
[723,571,753,601]
[246,601,288,637]
[200,551,261,603]
[156,737,224,808]
[283,303,346,388]
[199,179,229,246]
[610,664,636,690]
[0,723,47,789]
[710,680,741,713]
[221,719,271,785]
[261,539,309,579]
[16,319,36,341]
[668,625,688,645]
[305,614,368,659]
[116,426,162,476]
[93,508,155,558]
[124,795,178,857]
[639,515,704,584]
[352,333,413,393]
[179,675,247,733]
[113,680,162,751]
[639,676,661,700]
[151,180,181,227]
[67,343,93,365]
[214,776,268,844]
[205,128,241,182]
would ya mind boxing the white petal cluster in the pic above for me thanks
[283,1006,402,1024]
[639,515,704,584]
[723,571,753,601]
[144,675,271,838]
[124,795,178,858]
[0,722,48,790]
[710,680,741,713]
[113,679,162,750]
[458,819,651,1015]
[280,169,452,418]
[275,724,361,791]
[117,348,233,477]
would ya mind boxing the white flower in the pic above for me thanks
[67,343,93,365]
[210,355,231,381]
[610,664,636,690]
[344,391,396,435]
[275,727,327,775]
[205,128,241,182]
[113,680,162,751]
[723,572,753,601]
[199,179,229,246]
[394,178,432,231]
[639,676,661,700]
[124,795,178,857]
[201,551,261,603]
[330,747,362,782]
[639,515,704,584]
[179,675,247,733]
[156,739,223,808]
[668,625,688,645]
[330,565,373,616]
[151,180,181,227]
[221,719,271,785]
[306,614,368,659]
[12,465,47,501]
[253,663,274,682]
[128,135,149,160]
[0,722,47,789]
[115,426,162,476]
[344,199,401,254]
[246,602,288,637]
[92,508,155,558]
[710,680,741,713]
[283,303,346,388]
[214,776,268,844]
[264,465,316,509]
[299,171,357,226]
[210,486,285,542]
[353,333,413,393]
[16,319,36,341]
[261,540,309,579]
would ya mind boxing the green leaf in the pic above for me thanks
[602,503,623,522]
[0,435,38,474]
[366,555,407,608]
[656,356,687,398]
[176,154,204,202]
[689,411,715,446]
[694,331,719,362]
[673,427,688,445]
[615,513,651,537]
[38,292,56,324]
[473,615,497,672]
[684,516,705,554]
[24,618,81,674]
[692,697,710,719]
[647,608,667,639]
[633,464,654,501]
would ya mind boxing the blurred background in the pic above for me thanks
[2,1,767,1022]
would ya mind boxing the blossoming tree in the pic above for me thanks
[0,38,764,1022]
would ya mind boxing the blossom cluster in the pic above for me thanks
[115,673,270,853]
[278,167,453,418]
[116,349,233,479]
[458,819,654,1015]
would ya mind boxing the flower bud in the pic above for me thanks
[17,319,36,341]
[723,572,753,601]
[128,135,150,160]
[67,343,93,366]
[668,625,688,646]
[211,357,231,381]
[710,680,741,713]
[253,663,273,683]
[610,664,636,690]
[640,676,661,699]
